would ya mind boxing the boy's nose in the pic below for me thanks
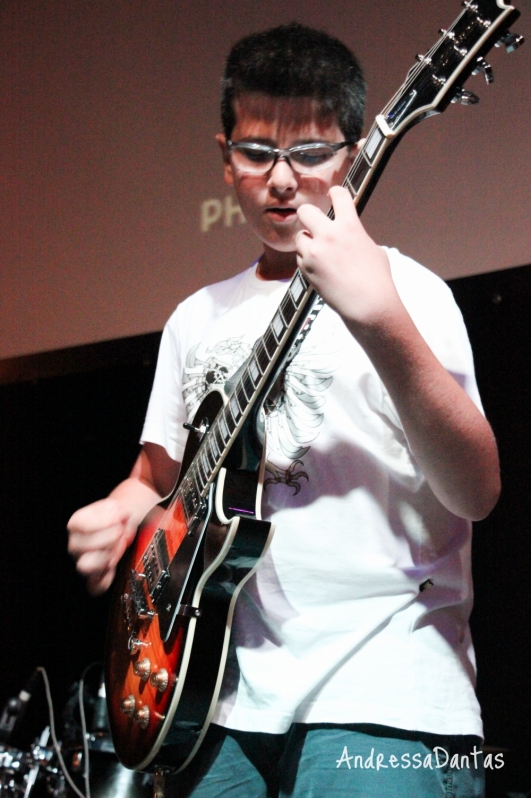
[266,156,298,193]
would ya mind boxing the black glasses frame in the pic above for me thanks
[226,140,354,174]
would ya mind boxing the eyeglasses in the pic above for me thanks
[226,140,354,175]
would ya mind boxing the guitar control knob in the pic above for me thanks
[134,705,150,729]
[120,695,136,717]
[149,669,169,693]
[133,657,151,681]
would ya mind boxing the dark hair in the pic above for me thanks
[221,23,365,141]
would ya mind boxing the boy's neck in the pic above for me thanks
[257,246,297,281]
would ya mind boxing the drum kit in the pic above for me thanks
[0,670,152,798]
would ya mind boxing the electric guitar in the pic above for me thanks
[105,0,523,775]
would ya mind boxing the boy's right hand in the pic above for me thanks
[67,444,180,595]
[67,497,138,595]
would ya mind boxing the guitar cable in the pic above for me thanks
[37,666,89,798]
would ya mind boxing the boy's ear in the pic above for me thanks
[352,138,366,157]
[215,133,235,186]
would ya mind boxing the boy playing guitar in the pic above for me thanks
[69,22,501,798]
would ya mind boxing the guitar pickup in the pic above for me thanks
[150,570,170,602]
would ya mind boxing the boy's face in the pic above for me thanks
[217,94,358,254]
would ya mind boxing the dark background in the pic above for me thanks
[1,0,530,360]
[1,263,530,797]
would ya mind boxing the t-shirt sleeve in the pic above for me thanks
[381,247,483,428]
[140,307,189,463]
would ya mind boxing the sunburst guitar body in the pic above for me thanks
[105,389,274,773]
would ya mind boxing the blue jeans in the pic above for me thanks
[168,722,485,797]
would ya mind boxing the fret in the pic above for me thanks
[211,428,222,459]
[205,440,217,470]
[201,447,211,476]
[192,464,205,495]
[364,125,384,161]
[236,383,247,412]
[290,271,307,303]
[343,174,357,199]
[219,412,230,442]
[242,371,254,401]
[248,356,260,384]
[198,454,210,489]
[198,450,209,484]
[224,412,236,438]
[213,426,225,461]
[280,294,297,326]
[228,395,240,427]
[194,463,206,501]
[255,340,270,372]
[263,326,277,358]
[272,311,286,342]
[347,158,370,195]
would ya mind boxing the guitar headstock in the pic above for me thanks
[343,0,524,213]
[380,0,523,136]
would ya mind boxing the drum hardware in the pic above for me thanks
[0,727,54,798]
[0,672,40,747]
[21,727,51,798]
[0,666,153,798]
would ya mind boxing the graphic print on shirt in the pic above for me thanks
[181,334,337,493]
[182,338,252,415]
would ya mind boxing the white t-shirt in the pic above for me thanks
[141,248,484,738]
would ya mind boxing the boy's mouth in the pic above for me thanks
[265,206,298,222]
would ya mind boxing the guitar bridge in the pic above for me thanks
[130,570,154,619]
[142,528,171,602]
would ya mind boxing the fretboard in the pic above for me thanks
[176,268,319,524]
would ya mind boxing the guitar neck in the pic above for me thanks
[174,0,523,527]
[176,272,318,519]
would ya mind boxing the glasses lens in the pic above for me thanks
[229,142,348,174]
[230,144,275,174]
[289,144,337,173]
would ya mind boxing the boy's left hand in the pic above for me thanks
[296,185,400,329]
[296,185,500,522]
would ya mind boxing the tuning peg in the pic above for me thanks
[451,88,480,105]
[495,31,524,53]
[472,56,494,83]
